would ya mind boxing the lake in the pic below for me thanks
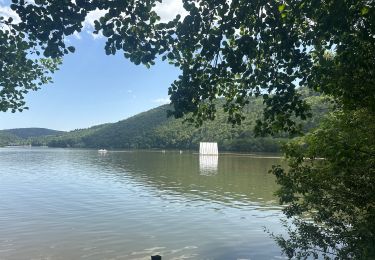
[0,148,286,259]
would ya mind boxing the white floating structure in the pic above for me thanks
[98,149,108,153]
[199,142,218,155]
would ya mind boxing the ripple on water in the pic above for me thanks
[0,148,285,259]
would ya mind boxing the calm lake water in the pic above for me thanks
[0,148,286,260]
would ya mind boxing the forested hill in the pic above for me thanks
[0,128,65,146]
[1,128,65,139]
[13,91,327,152]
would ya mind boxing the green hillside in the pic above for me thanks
[0,131,21,146]
[35,91,328,152]
[44,107,170,149]
[0,90,328,152]
[1,128,65,139]
[0,128,65,146]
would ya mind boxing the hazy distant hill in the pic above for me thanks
[0,128,65,146]
[1,128,65,139]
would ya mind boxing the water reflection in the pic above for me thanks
[0,148,286,260]
[93,151,282,209]
[199,155,218,176]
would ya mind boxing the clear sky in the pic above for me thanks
[0,0,186,131]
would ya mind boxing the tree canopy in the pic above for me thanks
[0,15,59,112]
[2,0,375,258]
[271,108,375,259]
[7,0,374,133]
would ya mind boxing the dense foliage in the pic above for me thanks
[0,127,64,146]
[271,109,375,259]
[6,0,335,134]
[8,0,373,132]
[0,131,20,146]
[166,0,375,135]
[0,15,60,112]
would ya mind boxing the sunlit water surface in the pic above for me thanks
[0,148,286,259]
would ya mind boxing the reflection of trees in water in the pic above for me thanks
[88,151,284,209]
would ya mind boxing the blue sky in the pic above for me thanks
[0,0,185,131]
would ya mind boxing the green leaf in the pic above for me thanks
[278,4,286,12]
[361,6,369,16]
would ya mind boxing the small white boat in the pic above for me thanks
[98,149,108,153]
